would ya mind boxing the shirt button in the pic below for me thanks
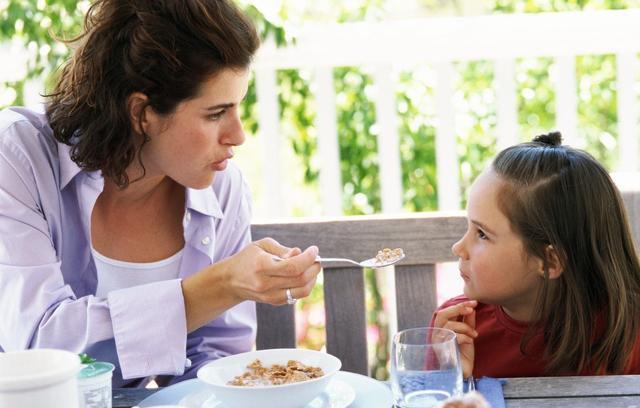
[185,358,192,368]
[201,236,211,245]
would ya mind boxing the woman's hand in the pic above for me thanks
[224,237,321,305]
[433,300,477,378]
[182,238,321,332]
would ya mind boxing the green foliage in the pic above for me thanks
[78,352,95,364]
[493,0,640,12]
[0,0,87,105]
[516,57,556,141]
[397,69,438,211]
[576,54,618,168]
[278,69,318,185]
[335,67,381,215]
[455,61,499,206]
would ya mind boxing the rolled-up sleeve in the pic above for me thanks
[109,279,188,379]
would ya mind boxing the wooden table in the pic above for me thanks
[113,374,640,407]
[502,375,640,407]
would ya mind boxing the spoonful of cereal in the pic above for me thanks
[273,248,405,269]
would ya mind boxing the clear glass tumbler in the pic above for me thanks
[390,327,463,408]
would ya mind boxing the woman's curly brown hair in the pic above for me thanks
[46,0,259,187]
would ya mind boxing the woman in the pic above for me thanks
[0,0,320,386]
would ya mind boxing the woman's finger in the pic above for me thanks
[267,246,319,278]
[254,237,291,257]
[257,265,321,292]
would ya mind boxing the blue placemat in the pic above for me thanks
[398,372,505,407]
[464,377,506,408]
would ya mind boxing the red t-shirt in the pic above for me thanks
[433,295,640,377]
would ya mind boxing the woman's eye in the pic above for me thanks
[208,110,226,120]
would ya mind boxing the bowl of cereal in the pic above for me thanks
[196,348,341,408]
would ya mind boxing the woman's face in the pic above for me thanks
[140,68,250,189]
[451,168,544,321]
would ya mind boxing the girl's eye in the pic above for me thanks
[476,228,488,240]
[208,110,226,120]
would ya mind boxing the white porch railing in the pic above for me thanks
[253,9,640,217]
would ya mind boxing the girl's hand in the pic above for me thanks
[224,237,321,305]
[433,300,478,378]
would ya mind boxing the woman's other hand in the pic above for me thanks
[433,300,477,378]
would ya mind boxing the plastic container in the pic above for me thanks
[0,348,81,408]
[77,361,116,408]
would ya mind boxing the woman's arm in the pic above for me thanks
[0,125,189,379]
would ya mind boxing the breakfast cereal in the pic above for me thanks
[227,359,324,386]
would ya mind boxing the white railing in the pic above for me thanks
[252,9,640,218]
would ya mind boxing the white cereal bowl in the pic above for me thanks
[197,348,341,408]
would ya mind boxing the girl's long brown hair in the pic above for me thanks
[493,132,640,374]
[46,0,259,187]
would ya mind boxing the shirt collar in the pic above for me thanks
[186,185,223,219]
[58,143,83,190]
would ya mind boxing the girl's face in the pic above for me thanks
[452,168,544,321]
[140,68,250,189]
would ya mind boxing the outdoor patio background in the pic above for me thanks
[1,0,640,379]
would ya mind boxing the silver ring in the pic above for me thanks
[285,288,297,305]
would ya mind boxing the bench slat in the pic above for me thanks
[324,267,368,375]
[256,303,296,350]
[395,264,438,331]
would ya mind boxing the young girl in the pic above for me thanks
[433,132,640,378]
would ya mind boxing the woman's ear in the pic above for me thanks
[127,92,150,135]
[544,245,564,280]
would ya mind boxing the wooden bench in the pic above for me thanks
[252,190,640,376]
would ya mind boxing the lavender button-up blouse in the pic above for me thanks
[0,106,256,386]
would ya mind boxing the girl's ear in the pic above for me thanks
[127,92,150,135]
[544,245,564,280]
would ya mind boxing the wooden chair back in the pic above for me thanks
[251,190,640,376]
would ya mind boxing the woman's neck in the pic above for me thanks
[102,174,177,207]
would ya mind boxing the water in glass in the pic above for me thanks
[390,327,463,408]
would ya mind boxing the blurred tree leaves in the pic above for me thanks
[2,0,633,211]
[0,0,87,105]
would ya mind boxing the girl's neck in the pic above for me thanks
[501,304,535,322]
[500,290,539,322]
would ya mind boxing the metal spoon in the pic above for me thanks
[272,253,405,269]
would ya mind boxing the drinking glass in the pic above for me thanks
[390,327,463,408]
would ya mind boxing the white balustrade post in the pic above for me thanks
[372,65,402,348]
[554,56,578,147]
[616,52,639,172]
[314,67,343,216]
[255,68,284,218]
[435,62,461,211]
[373,65,403,214]
[494,59,519,149]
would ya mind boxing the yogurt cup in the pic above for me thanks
[77,361,115,408]
[0,348,81,408]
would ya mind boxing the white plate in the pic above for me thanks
[177,379,354,408]
[138,371,393,408]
